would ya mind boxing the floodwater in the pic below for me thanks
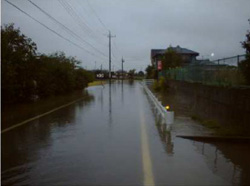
[1,81,250,185]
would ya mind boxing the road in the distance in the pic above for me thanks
[2,81,243,185]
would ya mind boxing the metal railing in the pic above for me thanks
[211,54,246,66]
[142,79,174,130]
[164,54,247,86]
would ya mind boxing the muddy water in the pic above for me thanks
[2,81,250,185]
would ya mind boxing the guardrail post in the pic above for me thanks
[166,111,174,125]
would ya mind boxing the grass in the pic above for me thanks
[191,115,248,136]
[88,80,106,87]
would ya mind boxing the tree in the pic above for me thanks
[36,52,93,97]
[128,69,136,79]
[162,47,183,70]
[1,23,38,104]
[145,65,154,79]
[239,19,250,85]
[2,23,94,104]
[137,71,145,76]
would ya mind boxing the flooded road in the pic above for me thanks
[2,81,250,185]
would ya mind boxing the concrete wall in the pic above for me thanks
[165,80,250,129]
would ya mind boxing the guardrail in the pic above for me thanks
[143,79,154,85]
[142,79,174,130]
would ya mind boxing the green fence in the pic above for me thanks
[164,65,245,86]
[164,55,247,86]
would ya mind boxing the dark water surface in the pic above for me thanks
[1,90,92,130]
[2,81,250,185]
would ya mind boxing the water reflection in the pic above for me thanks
[2,90,92,130]
[191,140,250,185]
[155,123,174,155]
[97,85,104,111]
[146,84,250,185]
[121,80,124,105]
[145,89,174,156]
[108,82,113,126]
[1,94,94,185]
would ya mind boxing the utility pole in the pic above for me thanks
[107,30,116,81]
[121,57,124,80]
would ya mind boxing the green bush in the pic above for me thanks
[239,19,250,85]
[1,23,94,105]
[153,77,166,91]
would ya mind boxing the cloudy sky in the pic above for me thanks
[2,0,250,71]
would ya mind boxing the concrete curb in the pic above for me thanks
[177,135,250,143]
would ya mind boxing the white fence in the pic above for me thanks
[142,79,174,130]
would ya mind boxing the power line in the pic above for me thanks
[113,38,123,58]
[75,1,108,41]
[86,0,109,31]
[65,1,107,46]
[27,0,108,58]
[58,0,106,47]
[5,0,104,59]
[111,39,117,59]
[59,0,92,35]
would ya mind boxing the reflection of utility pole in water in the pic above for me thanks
[108,82,112,126]
[121,57,124,82]
[121,81,124,105]
[100,86,104,111]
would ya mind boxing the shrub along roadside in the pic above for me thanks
[1,23,94,105]
[153,77,167,92]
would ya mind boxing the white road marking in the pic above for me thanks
[138,90,155,186]
[1,97,85,134]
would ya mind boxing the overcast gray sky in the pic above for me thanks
[2,0,250,71]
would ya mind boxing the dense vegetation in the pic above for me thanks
[162,48,183,70]
[145,65,154,79]
[145,48,182,80]
[1,24,94,105]
[239,19,250,85]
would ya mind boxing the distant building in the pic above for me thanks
[151,45,199,67]
[116,70,127,79]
